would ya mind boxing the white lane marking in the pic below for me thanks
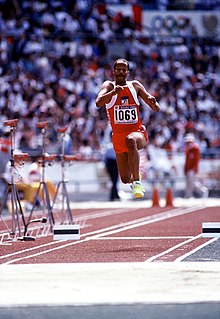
[2,206,202,264]
[174,237,218,262]
[90,236,194,240]
[91,236,194,240]
[87,205,203,239]
[74,207,133,221]
[145,234,203,262]
[3,238,91,265]
[0,207,132,242]
[0,207,131,260]
[0,240,66,260]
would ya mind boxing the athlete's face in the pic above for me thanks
[113,62,129,85]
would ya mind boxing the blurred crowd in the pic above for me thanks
[0,0,219,161]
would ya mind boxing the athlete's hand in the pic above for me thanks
[148,95,160,112]
[148,95,157,104]
[113,85,124,95]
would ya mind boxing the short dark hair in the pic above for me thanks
[113,59,129,70]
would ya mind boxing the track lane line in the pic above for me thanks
[0,207,131,242]
[174,237,218,262]
[87,205,203,239]
[145,234,203,262]
[3,238,91,265]
[1,205,203,264]
[91,236,194,240]
[0,208,133,260]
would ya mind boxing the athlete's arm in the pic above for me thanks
[133,80,160,112]
[96,81,124,107]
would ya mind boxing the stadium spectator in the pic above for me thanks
[184,133,209,198]
[15,160,57,206]
[0,0,219,166]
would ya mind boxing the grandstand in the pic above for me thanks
[0,0,219,201]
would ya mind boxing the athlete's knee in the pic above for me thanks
[125,136,137,150]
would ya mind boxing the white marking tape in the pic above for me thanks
[174,237,218,262]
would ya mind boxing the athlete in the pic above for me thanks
[96,58,160,198]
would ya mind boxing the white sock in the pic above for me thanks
[133,181,141,185]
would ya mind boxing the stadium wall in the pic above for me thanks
[108,5,220,39]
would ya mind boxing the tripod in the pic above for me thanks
[27,121,55,229]
[52,127,74,224]
[0,119,27,239]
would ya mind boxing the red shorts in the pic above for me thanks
[112,126,148,154]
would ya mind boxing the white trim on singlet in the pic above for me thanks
[105,81,140,109]
[106,93,117,109]
[127,81,140,105]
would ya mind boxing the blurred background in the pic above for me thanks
[0,0,219,203]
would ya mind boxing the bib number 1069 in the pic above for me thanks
[114,106,138,124]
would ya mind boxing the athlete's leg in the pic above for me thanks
[125,132,147,181]
[116,152,132,184]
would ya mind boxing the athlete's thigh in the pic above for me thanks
[126,131,148,150]
[116,152,131,181]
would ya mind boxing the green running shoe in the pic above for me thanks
[132,181,145,199]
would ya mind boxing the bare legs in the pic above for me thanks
[116,132,147,184]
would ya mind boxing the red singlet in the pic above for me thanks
[106,81,148,154]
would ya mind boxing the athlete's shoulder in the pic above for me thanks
[100,80,114,92]
[129,80,143,89]
[130,80,142,85]
[103,80,114,87]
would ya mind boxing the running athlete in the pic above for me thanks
[96,58,160,198]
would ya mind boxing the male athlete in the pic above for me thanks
[96,58,160,198]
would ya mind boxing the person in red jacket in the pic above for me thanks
[184,133,208,198]
[96,58,160,198]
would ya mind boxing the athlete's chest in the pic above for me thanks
[115,87,136,105]
[107,83,140,124]
[111,90,139,124]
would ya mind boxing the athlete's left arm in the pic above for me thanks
[133,80,160,112]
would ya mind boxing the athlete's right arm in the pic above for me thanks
[96,81,124,107]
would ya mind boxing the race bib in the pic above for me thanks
[114,105,138,124]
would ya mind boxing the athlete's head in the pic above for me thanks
[113,59,130,85]
[113,58,130,71]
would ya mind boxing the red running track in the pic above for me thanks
[0,203,219,264]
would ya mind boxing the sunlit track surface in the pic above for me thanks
[0,198,220,319]
[0,199,219,264]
